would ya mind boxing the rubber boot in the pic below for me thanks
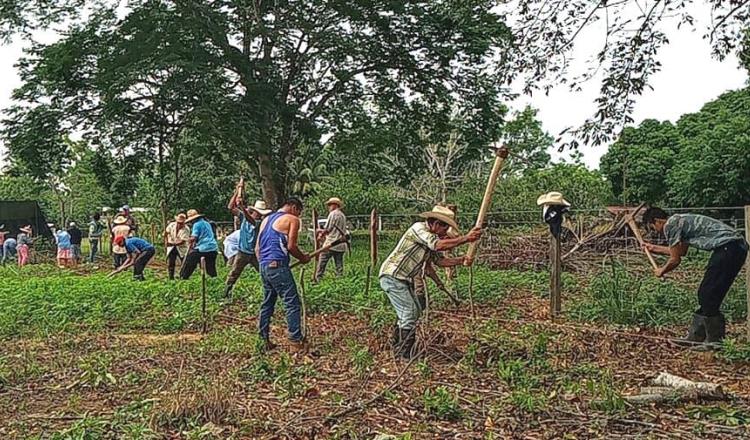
[673,313,707,347]
[389,324,401,348]
[398,328,417,360]
[704,313,726,345]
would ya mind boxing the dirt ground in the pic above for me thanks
[1,291,749,439]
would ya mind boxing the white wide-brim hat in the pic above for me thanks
[537,191,571,207]
[419,205,460,231]
[249,200,272,216]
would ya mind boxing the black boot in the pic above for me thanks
[704,314,726,345]
[390,325,401,348]
[398,328,417,360]
[673,313,706,347]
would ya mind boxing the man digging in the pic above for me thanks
[379,205,482,359]
[642,207,748,347]
[224,192,272,302]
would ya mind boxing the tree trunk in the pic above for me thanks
[258,152,283,209]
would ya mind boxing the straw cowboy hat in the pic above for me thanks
[536,191,571,207]
[175,213,187,223]
[20,225,32,234]
[113,215,128,225]
[249,200,272,216]
[420,205,460,231]
[186,209,205,223]
[325,197,344,207]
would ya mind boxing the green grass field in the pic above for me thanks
[1,237,749,438]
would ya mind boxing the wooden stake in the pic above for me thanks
[201,257,207,334]
[745,205,750,340]
[466,146,509,264]
[549,234,561,319]
[312,208,319,281]
[365,208,378,298]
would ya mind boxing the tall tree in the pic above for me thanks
[599,119,680,205]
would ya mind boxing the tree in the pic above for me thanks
[667,87,750,207]
[2,0,512,209]
[499,106,552,174]
[599,119,680,205]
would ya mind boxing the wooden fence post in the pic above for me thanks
[549,234,562,320]
[745,205,750,340]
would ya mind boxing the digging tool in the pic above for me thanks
[423,263,460,306]
[290,238,347,269]
[465,145,510,265]
[623,203,659,270]
[311,208,319,281]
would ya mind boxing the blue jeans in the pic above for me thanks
[2,242,17,265]
[380,275,421,330]
[259,263,303,342]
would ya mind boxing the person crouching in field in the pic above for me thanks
[112,236,156,281]
[54,226,74,268]
[379,206,482,359]
[642,207,749,346]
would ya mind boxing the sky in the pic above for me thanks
[0,7,747,171]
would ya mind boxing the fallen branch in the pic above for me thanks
[622,372,726,405]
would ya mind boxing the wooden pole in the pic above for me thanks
[626,218,659,270]
[745,205,750,340]
[466,146,509,263]
[312,208,319,281]
[201,257,207,334]
[549,234,561,319]
[365,208,378,298]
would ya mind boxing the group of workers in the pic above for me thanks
[0,224,34,266]
[1,191,747,356]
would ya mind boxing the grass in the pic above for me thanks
[1,235,748,437]
[569,262,747,327]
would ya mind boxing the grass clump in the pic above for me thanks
[423,386,462,421]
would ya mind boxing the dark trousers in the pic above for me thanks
[167,247,183,280]
[697,240,748,316]
[113,253,127,269]
[259,263,303,342]
[226,251,259,288]
[316,250,344,279]
[180,250,218,279]
[89,238,99,263]
[133,248,156,279]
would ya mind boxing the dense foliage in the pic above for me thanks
[600,87,750,207]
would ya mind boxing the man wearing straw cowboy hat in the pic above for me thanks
[180,209,219,279]
[315,197,348,280]
[165,213,191,280]
[111,215,131,269]
[224,193,273,301]
[379,205,482,359]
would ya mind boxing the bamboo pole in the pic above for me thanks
[465,146,509,263]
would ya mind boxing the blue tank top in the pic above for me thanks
[259,212,290,266]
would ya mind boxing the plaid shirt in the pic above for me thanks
[379,222,441,283]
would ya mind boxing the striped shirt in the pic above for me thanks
[379,222,441,283]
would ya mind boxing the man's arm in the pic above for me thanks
[655,242,689,277]
[434,256,465,268]
[642,242,671,255]
[434,227,482,252]
[286,216,310,263]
